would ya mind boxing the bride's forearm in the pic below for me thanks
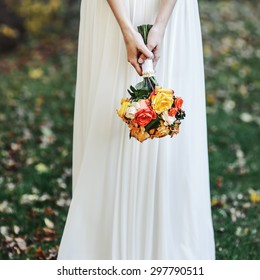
[136,0,177,66]
[106,0,153,75]
[154,0,177,32]
[106,0,134,38]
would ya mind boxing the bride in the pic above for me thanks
[58,0,216,260]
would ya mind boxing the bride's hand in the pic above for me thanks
[123,29,154,76]
[138,25,165,69]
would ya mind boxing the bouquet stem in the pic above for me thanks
[137,25,153,45]
[136,25,158,95]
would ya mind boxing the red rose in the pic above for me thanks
[134,101,156,127]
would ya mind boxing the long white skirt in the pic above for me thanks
[58,0,216,259]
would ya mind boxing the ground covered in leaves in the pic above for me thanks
[0,1,259,259]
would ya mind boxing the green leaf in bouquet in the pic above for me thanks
[128,87,150,101]
[137,89,149,99]
[127,89,135,98]
[145,116,161,132]
[130,85,137,93]
[175,110,186,120]
[135,81,145,90]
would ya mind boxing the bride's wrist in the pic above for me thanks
[122,25,139,45]
[153,19,167,35]
[121,22,135,40]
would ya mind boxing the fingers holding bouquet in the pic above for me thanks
[138,25,164,69]
[123,29,154,76]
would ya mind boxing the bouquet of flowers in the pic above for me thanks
[117,25,186,143]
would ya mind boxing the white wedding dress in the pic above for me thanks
[58,0,215,259]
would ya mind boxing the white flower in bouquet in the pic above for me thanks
[125,102,140,119]
[162,110,175,125]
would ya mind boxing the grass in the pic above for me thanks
[0,1,259,259]
[200,0,260,259]
[0,37,76,259]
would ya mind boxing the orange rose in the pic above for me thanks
[168,107,178,117]
[174,97,183,110]
[129,123,150,143]
[134,100,156,127]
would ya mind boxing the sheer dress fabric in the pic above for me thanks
[58,0,216,260]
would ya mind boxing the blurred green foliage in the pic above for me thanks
[1,0,80,42]
[7,0,62,35]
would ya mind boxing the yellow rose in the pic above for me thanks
[151,88,174,114]
[117,98,130,119]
